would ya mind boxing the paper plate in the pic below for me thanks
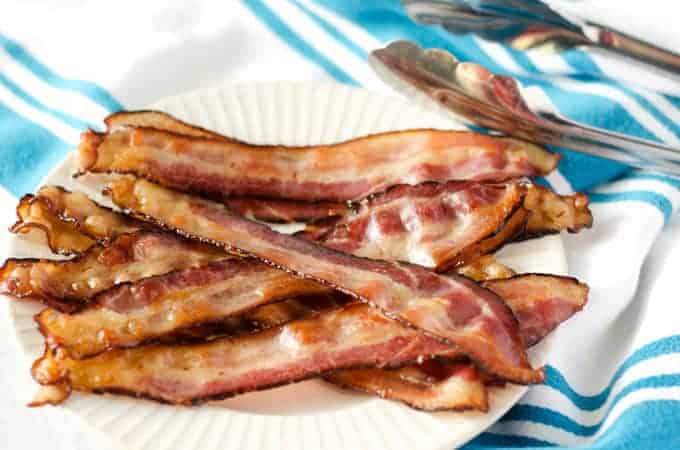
[5,81,567,450]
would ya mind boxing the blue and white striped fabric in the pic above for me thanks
[1,1,680,449]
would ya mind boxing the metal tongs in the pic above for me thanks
[369,40,680,174]
[402,0,680,75]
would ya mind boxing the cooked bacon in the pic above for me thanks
[456,255,516,282]
[326,360,488,412]
[32,272,587,406]
[483,274,588,347]
[523,185,592,239]
[79,123,559,202]
[326,273,587,409]
[11,193,95,255]
[0,232,225,312]
[11,186,142,254]
[104,110,232,141]
[31,304,455,405]
[36,259,331,358]
[225,198,350,223]
[316,181,524,270]
[106,177,542,384]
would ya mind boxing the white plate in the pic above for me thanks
[5,81,567,450]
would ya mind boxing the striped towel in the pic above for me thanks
[1,1,680,449]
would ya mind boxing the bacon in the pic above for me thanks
[106,177,542,384]
[11,186,143,254]
[104,110,233,140]
[327,273,587,409]
[523,185,592,239]
[0,232,225,312]
[78,123,559,202]
[456,255,515,282]
[32,273,587,406]
[316,181,525,270]
[36,259,331,358]
[31,304,455,405]
[326,360,488,412]
[11,193,95,255]
[483,274,588,347]
[225,198,350,223]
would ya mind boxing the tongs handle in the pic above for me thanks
[370,41,680,174]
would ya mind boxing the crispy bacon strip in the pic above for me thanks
[484,274,588,347]
[104,110,232,140]
[326,361,488,411]
[317,181,524,270]
[11,186,142,254]
[36,259,331,358]
[32,274,587,406]
[0,232,225,312]
[106,177,542,383]
[523,185,592,238]
[31,304,455,405]
[79,123,559,202]
[11,193,95,255]
[456,255,515,282]
[327,273,587,409]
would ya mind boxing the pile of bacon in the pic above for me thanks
[0,111,592,412]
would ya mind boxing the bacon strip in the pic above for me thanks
[326,361,488,411]
[11,193,95,255]
[104,110,234,140]
[79,123,559,202]
[0,232,225,312]
[105,177,542,383]
[11,186,142,255]
[5,181,522,318]
[31,304,455,405]
[32,273,587,406]
[316,181,524,270]
[36,259,331,358]
[327,273,587,409]
[524,185,592,239]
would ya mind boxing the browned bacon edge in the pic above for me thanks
[326,360,488,412]
[104,110,236,141]
[105,177,543,384]
[11,186,144,255]
[0,231,225,312]
[78,121,560,203]
[11,193,95,256]
[523,185,593,239]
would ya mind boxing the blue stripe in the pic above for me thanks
[544,335,680,411]
[468,400,680,449]
[243,0,357,85]
[588,191,673,223]
[0,72,92,131]
[0,33,121,112]
[465,433,557,449]
[502,374,680,437]
[0,103,71,196]
[618,173,680,190]
[290,0,367,60]
[561,50,680,139]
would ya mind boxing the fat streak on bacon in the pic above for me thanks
[78,123,559,202]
